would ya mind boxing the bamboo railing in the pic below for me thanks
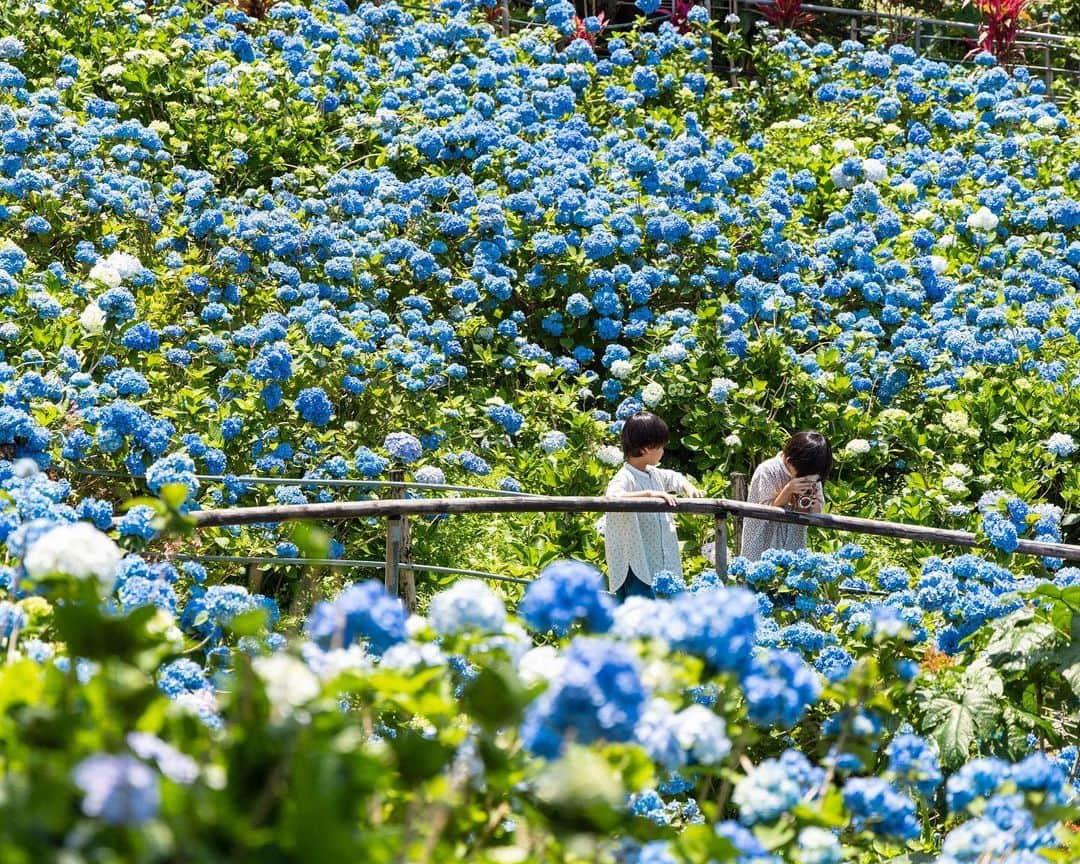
[188,494,1080,609]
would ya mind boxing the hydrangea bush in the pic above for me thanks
[0,0,1078,576]
[0,0,1079,858]
[0,519,1077,861]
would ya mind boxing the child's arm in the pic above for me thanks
[607,471,678,507]
[616,488,679,507]
[656,468,704,498]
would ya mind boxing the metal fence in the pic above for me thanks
[419,0,1079,95]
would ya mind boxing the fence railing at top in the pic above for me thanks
[69,467,545,498]
[424,0,1080,94]
[187,494,1080,610]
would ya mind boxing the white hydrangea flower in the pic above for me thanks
[828,164,856,190]
[254,654,320,710]
[796,826,842,864]
[946,462,972,478]
[928,255,948,275]
[303,643,373,680]
[23,522,123,592]
[938,232,956,248]
[173,688,219,721]
[673,705,731,765]
[832,138,855,154]
[895,180,918,197]
[405,614,428,637]
[80,302,106,334]
[912,208,936,224]
[428,580,506,636]
[861,158,887,183]
[596,445,623,467]
[967,206,999,232]
[942,476,969,497]
[517,645,564,686]
[724,433,742,447]
[609,359,632,379]
[12,458,39,478]
[641,382,664,407]
[1046,432,1077,458]
[844,439,871,456]
[87,262,122,288]
[942,411,971,434]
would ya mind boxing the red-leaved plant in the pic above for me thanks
[657,0,698,33]
[754,0,816,29]
[966,0,1034,64]
[571,11,607,44]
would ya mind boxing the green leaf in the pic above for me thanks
[226,607,269,639]
[121,496,164,513]
[923,666,1002,768]
[54,601,161,661]
[158,482,190,511]
[389,728,454,784]
[1056,645,1080,700]
[291,521,330,559]
[673,824,738,862]
[792,787,848,829]
[461,662,530,732]
[983,610,1056,672]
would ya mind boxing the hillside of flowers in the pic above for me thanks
[0,0,1079,859]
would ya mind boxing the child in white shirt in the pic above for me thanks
[604,412,702,599]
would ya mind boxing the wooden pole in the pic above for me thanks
[714,512,729,579]
[190,496,1080,562]
[730,472,747,558]
[384,470,415,610]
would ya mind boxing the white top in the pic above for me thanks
[739,453,824,562]
[603,463,688,591]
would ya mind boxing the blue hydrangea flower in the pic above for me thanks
[521,636,647,757]
[520,559,614,636]
[73,754,159,826]
[733,750,823,824]
[145,452,199,500]
[486,404,524,436]
[842,777,919,840]
[741,648,822,728]
[305,580,407,655]
[886,733,943,799]
[384,432,423,463]
[294,387,333,427]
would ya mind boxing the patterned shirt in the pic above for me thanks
[603,463,688,591]
[739,453,824,562]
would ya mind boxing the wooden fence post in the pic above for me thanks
[714,511,729,579]
[384,470,416,611]
[730,472,747,558]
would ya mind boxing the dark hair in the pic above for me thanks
[621,412,669,457]
[783,430,832,481]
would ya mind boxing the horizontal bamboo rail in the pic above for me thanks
[191,495,1080,562]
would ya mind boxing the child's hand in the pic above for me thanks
[683,482,704,498]
[651,490,679,507]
